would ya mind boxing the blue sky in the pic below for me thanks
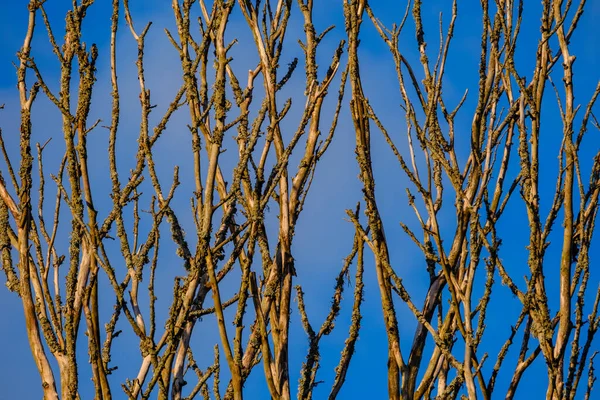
[1,1,599,399]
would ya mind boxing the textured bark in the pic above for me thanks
[1,1,599,399]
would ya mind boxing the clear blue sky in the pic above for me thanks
[1,1,599,399]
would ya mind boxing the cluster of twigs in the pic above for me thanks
[0,1,599,399]
[344,0,600,399]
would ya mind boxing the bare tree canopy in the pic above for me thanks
[1,1,600,399]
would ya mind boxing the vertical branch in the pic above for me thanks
[14,2,59,399]
[344,2,404,399]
